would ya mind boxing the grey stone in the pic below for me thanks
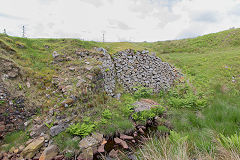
[50,123,69,137]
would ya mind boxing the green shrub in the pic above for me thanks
[121,104,134,117]
[102,109,112,119]
[134,87,153,99]
[132,106,165,122]
[67,123,95,137]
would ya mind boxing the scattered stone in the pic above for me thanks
[114,137,122,144]
[18,145,25,152]
[139,128,144,134]
[39,144,58,160]
[97,144,105,153]
[86,75,93,80]
[69,67,75,71]
[77,147,93,160]
[26,81,31,88]
[55,155,64,160]
[96,47,107,54]
[79,136,98,150]
[52,51,60,58]
[85,66,93,71]
[109,149,118,158]
[44,45,50,49]
[30,124,48,137]
[60,98,74,107]
[50,123,69,137]
[16,43,25,49]
[9,147,16,153]
[92,132,103,142]
[133,132,138,137]
[114,137,128,149]
[21,137,45,159]
[120,134,134,140]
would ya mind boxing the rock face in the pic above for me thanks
[0,57,34,138]
[100,49,178,96]
[21,137,45,159]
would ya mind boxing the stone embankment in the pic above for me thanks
[100,49,179,96]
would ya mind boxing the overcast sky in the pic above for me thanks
[1,0,240,42]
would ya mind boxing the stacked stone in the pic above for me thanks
[100,49,178,95]
[99,51,116,96]
[113,49,177,92]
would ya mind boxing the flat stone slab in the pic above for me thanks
[132,99,160,112]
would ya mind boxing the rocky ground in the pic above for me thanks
[0,36,179,160]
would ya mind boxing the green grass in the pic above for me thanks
[2,28,240,158]
[1,131,30,151]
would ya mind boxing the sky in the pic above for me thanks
[1,0,240,42]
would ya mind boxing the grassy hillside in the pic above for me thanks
[135,29,240,159]
[1,28,240,159]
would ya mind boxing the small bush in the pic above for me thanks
[67,123,95,137]
[121,104,134,117]
[102,109,112,119]
[132,106,165,122]
[134,86,153,99]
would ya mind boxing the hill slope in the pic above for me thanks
[0,28,240,159]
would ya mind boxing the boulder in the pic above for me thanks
[21,137,45,159]
[39,145,58,160]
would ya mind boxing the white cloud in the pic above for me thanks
[0,0,240,42]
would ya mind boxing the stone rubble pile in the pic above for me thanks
[100,49,178,96]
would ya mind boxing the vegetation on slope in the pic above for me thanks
[1,28,240,159]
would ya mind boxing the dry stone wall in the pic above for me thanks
[99,49,178,96]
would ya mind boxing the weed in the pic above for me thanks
[0,100,5,105]
[44,122,54,129]
[133,86,153,99]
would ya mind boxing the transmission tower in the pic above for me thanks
[22,25,25,38]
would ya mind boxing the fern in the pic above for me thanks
[169,131,188,144]
[218,133,240,152]
[67,123,95,137]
